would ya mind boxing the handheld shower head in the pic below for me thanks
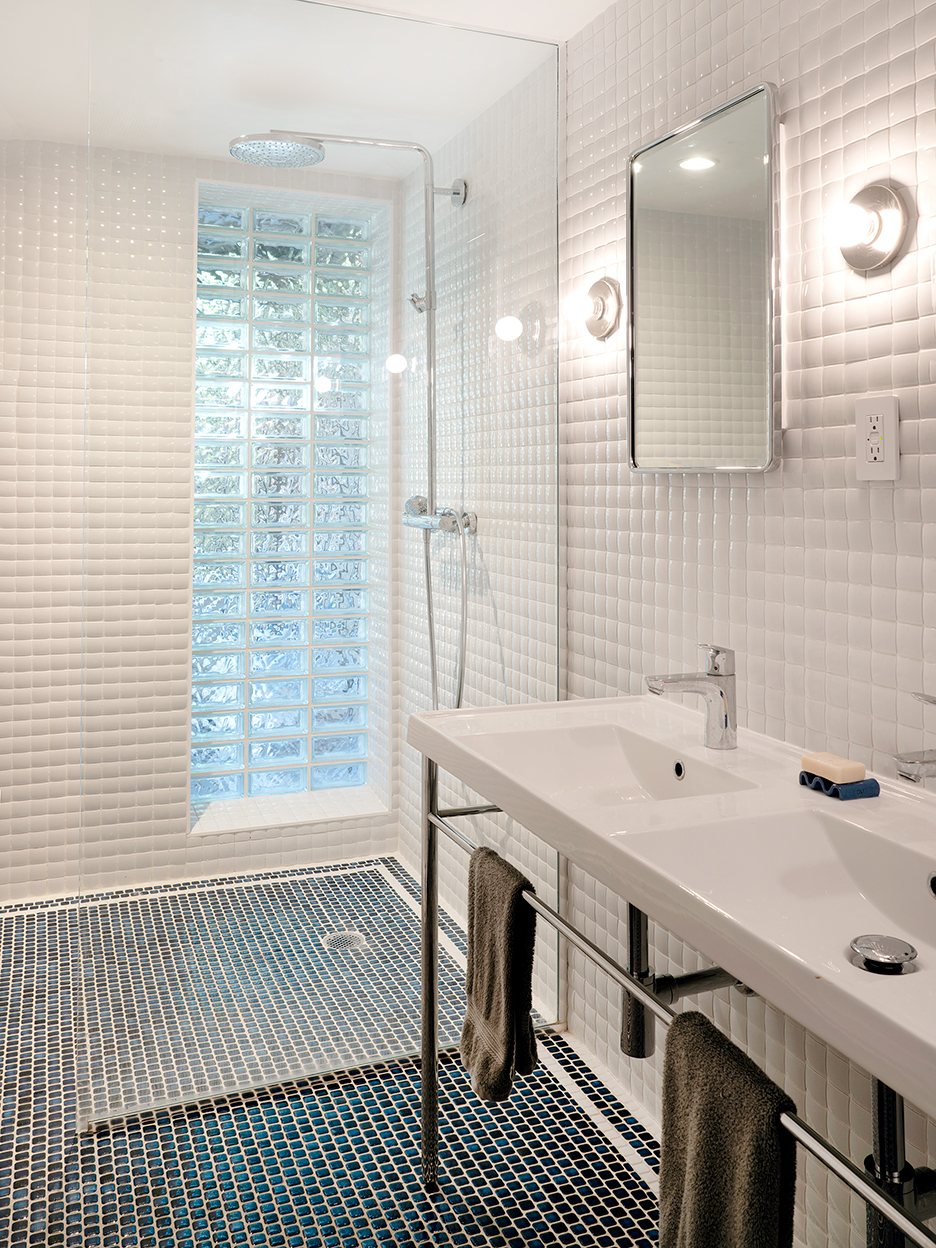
[229,133,325,167]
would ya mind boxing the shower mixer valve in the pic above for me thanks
[403,496,477,534]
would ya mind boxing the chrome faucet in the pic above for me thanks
[893,693,936,782]
[645,644,737,749]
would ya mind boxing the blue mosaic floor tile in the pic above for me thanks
[0,860,661,1247]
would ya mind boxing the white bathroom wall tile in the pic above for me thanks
[562,0,936,1243]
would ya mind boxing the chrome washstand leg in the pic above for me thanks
[420,758,440,1189]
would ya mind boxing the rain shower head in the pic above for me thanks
[229,133,326,167]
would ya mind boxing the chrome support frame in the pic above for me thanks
[419,758,936,1247]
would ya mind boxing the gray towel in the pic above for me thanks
[660,1011,797,1248]
[460,846,537,1101]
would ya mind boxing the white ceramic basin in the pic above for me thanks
[408,694,936,1122]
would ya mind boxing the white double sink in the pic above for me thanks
[408,695,936,1120]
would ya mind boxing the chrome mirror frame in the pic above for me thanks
[626,83,780,473]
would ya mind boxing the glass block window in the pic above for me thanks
[192,200,373,803]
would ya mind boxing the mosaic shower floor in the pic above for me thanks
[0,859,661,1246]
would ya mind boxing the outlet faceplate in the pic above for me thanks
[855,395,899,482]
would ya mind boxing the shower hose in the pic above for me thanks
[422,509,469,712]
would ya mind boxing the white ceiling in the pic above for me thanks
[0,0,568,177]
[312,0,613,43]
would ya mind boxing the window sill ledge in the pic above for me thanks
[188,786,388,837]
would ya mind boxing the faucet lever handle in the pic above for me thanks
[912,692,936,707]
[699,643,734,676]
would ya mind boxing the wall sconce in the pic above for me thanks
[564,277,621,339]
[832,184,908,271]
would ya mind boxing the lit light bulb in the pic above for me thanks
[679,156,715,171]
[385,354,408,373]
[834,203,881,248]
[494,315,524,341]
[562,292,595,321]
[314,375,332,393]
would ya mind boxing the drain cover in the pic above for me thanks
[321,930,368,953]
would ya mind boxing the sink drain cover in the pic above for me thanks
[321,930,368,953]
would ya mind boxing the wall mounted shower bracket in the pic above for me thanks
[433,178,468,206]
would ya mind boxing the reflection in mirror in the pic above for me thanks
[628,85,777,472]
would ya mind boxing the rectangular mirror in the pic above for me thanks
[628,84,778,472]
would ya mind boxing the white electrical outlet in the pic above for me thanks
[855,395,899,482]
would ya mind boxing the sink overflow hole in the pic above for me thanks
[673,760,686,781]
[929,873,936,897]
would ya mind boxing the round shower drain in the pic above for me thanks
[321,930,368,953]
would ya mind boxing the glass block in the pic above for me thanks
[250,590,308,615]
[314,444,367,469]
[252,472,308,497]
[253,266,311,294]
[312,530,366,554]
[312,559,366,584]
[251,384,310,409]
[194,412,246,439]
[197,294,247,318]
[250,619,308,645]
[315,243,369,270]
[195,381,247,408]
[252,442,309,468]
[248,768,307,797]
[252,415,310,442]
[312,588,367,612]
[314,416,368,440]
[249,649,308,675]
[249,738,307,765]
[311,617,367,641]
[195,502,245,527]
[196,353,247,378]
[316,358,369,385]
[195,531,245,557]
[312,704,367,729]
[198,233,246,259]
[191,772,244,800]
[192,592,245,617]
[194,471,246,496]
[197,322,248,350]
[192,742,244,771]
[316,217,369,242]
[313,387,368,412]
[254,240,311,265]
[253,326,310,352]
[249,679,308,706]
[193,652,245,680]
[191,711,244,739]
[313,502,367,526]
[314,274,368,299]
[254,209,310,236]
[311,762,365,789]
[313,473,367,498]
[252,530,309,556]
[252,501,308,527]
[192,682,245,709]
[253,296,310,323]
[253,355,310,381]
[249,708,307,736]
[193,621,245,650]
[314,330,368,355]
[195,442,245,468]
[251,560,309,586]
[312,675,366,701]
[311,646,365,670]
[193,560,245,587]
[197,263,247,289]
[314,301,368,327]
[198,205,247,231]
[312,733,366,759]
